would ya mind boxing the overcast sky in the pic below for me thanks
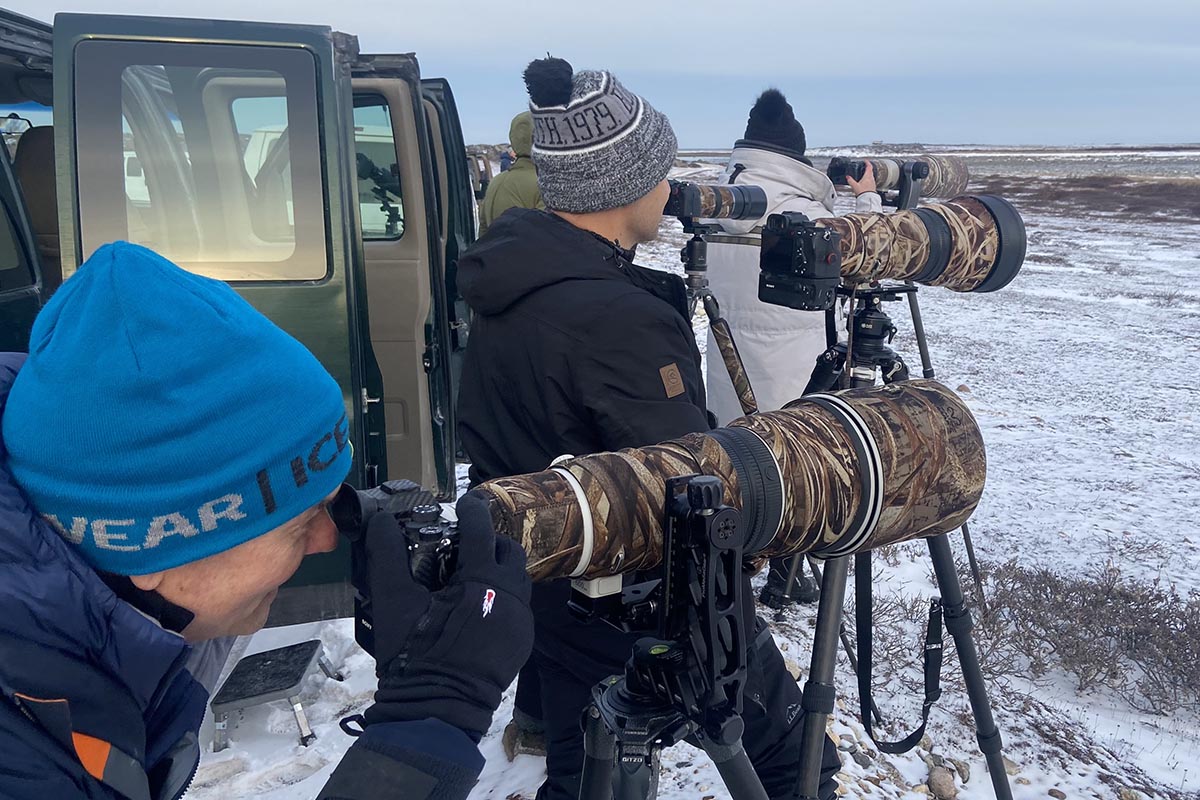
[10,0,1200,148]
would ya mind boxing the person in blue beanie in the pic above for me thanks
[0,241,533,800]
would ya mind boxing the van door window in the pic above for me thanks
[73,41,328,282]
[352,97,403,240]
[0,204,32,293]
[230,95,298,245]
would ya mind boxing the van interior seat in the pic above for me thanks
[13,125,62,294]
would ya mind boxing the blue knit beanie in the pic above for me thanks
[2,242,352,575]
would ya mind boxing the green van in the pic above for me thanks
[0,9,477,624]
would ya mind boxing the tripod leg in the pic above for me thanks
[700,738,768,800]
[708,309,759,416]
[783,553,804,599]
[580,704,617,800]
[797,555,850,800]
[926,534,1013,800]
[959,523,990,616]
[613,747,658,800]
[903,284,937,380]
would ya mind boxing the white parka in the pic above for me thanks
[704,144,882,424]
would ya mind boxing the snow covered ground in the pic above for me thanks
[190,147,1200,800]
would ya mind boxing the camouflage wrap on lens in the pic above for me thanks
[710,317,759,415]
[919,155,970,198]
[867,159,903,192]
[666,182,767,220]
[866,155,969,198]
[480,433,739,581]
[818,211,933,284]
[472,469,591,580]
[477,380,985,580]
[729,403,862,556]
[695,185,744,218]
[818,195,1003,292]
[922,196,1002,292]
[815,380,985,551]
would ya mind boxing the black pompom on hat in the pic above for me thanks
[744,88,806,158]
[523,56,574,107]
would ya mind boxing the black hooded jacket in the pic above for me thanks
[457,208,711,484]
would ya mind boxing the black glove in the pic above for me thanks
[362,491,533,740]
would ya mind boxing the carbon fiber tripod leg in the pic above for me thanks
[927,534,1012,800]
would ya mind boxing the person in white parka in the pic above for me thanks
[704,89,882,426]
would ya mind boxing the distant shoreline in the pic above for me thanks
[678,143,1200,158]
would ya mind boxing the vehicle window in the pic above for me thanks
[0,205,33,293]
[230,95,297,245]
[353,97,403,240]
[73,41,329,282]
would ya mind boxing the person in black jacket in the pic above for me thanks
[457,58,841,800]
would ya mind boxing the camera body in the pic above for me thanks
[827,156,933,193]
[826,156,871,186]
[758,212,843,311]
[330,480,458,657]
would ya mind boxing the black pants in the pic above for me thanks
[514,658,543,726]
[529,579,841,800]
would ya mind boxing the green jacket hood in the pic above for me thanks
[510,111,533,158]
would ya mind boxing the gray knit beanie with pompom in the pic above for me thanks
[522,57,677,213]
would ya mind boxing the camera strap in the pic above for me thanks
[854,551,944,754]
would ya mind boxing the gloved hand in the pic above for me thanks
[361,491,533,740]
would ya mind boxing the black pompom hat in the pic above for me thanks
[743,88,806,158]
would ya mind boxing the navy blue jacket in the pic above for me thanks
[0,352,483,800]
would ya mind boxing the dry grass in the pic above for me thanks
[858,551,1200,718]
[973,175,1200,224]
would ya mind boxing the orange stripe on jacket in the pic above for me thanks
[72,732,112,780]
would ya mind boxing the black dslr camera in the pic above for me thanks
[758,212,843,311]
[826,156,871,186]
[330,480,458,656]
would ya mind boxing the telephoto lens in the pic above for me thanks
[664,180,768,220]
[757,194,1025,313]
[472,380,985,581]
[820,195,1026,293]
[827,154,969,199]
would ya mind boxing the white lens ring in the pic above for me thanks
[804,393,884,557]
[551,466,596,578]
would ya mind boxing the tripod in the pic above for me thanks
[793,285,1012,800]
[373,186,402,238]
[357,152,403,238]
[679,217,825,616]
[578,476,769,800]
[649,179,1007,798]
[580,641,767,800]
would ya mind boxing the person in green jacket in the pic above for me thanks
[478,111,542,236]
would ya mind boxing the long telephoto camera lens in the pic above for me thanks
[664,180,768,220]
[827,154,970,199]
[471,380,984,581]
[757,194,1026,315]
[822,195,1026,293]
